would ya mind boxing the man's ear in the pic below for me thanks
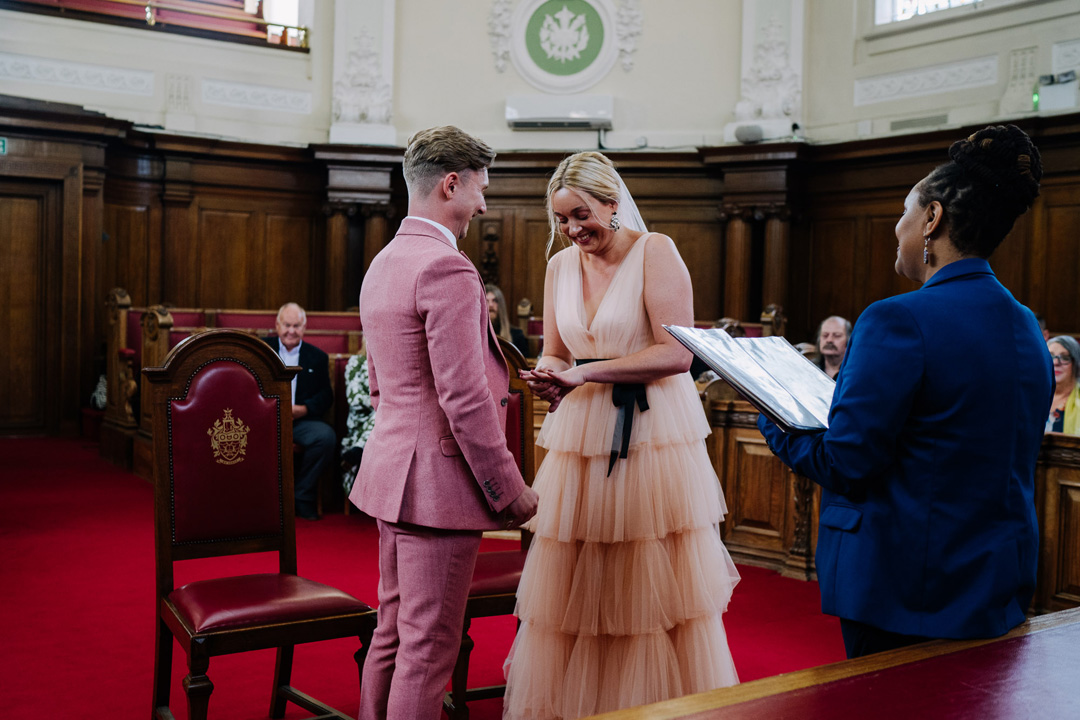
[438,172,460,201]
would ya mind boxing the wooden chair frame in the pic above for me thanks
[144,329,376,720]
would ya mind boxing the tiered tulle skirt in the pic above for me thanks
[503,375,740,719]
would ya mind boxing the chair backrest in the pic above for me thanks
[498,338,534,489]
[143,330,300,595]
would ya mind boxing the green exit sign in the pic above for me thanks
[0,137,7,155]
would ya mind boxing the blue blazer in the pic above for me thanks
[760,258,1052,639]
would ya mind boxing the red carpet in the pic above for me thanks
[0,437,844,719]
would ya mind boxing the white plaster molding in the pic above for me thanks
[510,0,619,94]
[489,0,515,73]
[202,79,312,114]
[166,74,193,113]
[999,47,1036,116]
[1052,38,1080,74]
[726,0,803,143]
[615,0,643,72]
[332,30,392,124]
[854,56,998,107]
[0,52,153,96]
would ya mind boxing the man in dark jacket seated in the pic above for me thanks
[267,302,334,520]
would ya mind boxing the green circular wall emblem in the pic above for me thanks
[510,0,618,94]
[524,1,605,77]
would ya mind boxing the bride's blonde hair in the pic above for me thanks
[545,151,621,259]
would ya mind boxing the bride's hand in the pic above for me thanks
[519,367,583,412]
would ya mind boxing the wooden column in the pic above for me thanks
[362,204,392,276]
[324,203,354,310]
[722,204,752,321]
[763,204,791,314]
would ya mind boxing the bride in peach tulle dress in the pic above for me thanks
[503,152,739,720]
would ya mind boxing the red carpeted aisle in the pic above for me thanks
[0,437,844,719]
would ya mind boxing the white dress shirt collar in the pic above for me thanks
[406,216,458,250]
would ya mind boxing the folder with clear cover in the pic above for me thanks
[665,325,835,432]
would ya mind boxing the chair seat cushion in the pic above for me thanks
[469,550,526,596]
[169,573,372,633]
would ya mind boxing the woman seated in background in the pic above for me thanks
[341,343,376,495]
[485,283,531,357]
[1046,335,1080,434]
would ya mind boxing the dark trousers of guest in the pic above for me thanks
[840,618,934,659]
[293,419,335,516]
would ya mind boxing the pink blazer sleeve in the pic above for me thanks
[416,254,525,512]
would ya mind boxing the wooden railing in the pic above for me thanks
[0,0,309,49]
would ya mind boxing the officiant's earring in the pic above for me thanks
[609,212,620,231]
[923,235,931,264]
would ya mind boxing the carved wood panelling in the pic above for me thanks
[104,205,153,306]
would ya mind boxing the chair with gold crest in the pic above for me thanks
[143,329,377,720]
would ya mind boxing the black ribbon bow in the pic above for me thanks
[577,359,649,476]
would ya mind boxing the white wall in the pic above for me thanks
[1,1,1077,150]
[804,0,1080,143]
[0,7,334,146]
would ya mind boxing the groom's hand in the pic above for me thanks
[504,486,539,528]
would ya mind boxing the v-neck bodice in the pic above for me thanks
[550,234,652,360]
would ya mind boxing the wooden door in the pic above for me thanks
[0,179,60,433]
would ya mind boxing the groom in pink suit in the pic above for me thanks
[351,126,539,720]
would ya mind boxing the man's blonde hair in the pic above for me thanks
[545,151,621,258]
[403,126,496,196]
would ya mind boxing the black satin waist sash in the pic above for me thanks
[576,359,649,477]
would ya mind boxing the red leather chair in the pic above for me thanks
[443,338,535,720]
[143,329,377,720]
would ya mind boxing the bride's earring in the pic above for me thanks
[923,235,931,264]
[609,212,620,231]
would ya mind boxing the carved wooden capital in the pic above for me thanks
[763,203,792,221]
[360,202,396,220]
[719,202,752,222]
[106,288,132,324]
[323,201,359,218]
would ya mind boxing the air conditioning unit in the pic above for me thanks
[506,94,614,130]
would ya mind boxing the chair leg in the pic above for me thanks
[152,618,173,719]
[445,617,475,720]
[182,654,213,720]
[269,645,295,719]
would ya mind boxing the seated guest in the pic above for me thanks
[267,302,335,520]
[341,343,375,495]
[814,315,851,379]
[485,283,530,357]
[1046,335,1080,434]
[1035,312,1051,340]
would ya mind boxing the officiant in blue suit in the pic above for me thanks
[759,125,1053,658]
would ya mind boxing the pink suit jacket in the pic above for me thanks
[349,218,526,530]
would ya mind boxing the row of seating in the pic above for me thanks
[102,290,364,497]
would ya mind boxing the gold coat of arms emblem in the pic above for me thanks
[207,408,250,465]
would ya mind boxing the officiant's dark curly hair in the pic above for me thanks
[917,124,1041,258]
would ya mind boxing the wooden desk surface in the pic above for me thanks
[590,608,1080,719]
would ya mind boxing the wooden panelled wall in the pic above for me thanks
[3,93,1080,434]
